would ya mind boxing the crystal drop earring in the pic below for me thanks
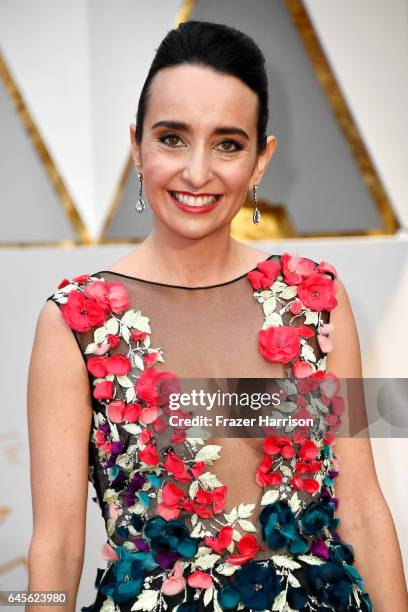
[252,184,261,224]
[135,172,147,213]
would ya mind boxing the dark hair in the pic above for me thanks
[135,20,269,154]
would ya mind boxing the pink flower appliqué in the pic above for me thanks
[259,326,300,363]
[162,560,186,595]
[281,253,316,285]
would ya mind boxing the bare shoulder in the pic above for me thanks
[29,296,92,405]
[326,275,363,378]
[330,275,358,339]
[35,299,75,352]
[31,299,91,393]
[37,298,81,350]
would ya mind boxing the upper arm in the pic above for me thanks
[27,299,92,558]
[326,277,384,518]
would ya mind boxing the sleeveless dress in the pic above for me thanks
[46,252,373,612]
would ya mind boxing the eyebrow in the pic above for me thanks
[151,120,250,140]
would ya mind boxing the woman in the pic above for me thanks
[27,20,407,612]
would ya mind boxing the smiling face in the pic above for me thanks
[130,63,277,240]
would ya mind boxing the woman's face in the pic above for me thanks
[130,63,276,239]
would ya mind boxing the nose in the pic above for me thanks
[180,143,213,188]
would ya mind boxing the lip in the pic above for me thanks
[167,190,223,214]
[170,190,221,197]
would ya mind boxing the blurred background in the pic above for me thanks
[1,0,407,606]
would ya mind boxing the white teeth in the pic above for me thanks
[171,192,220,206]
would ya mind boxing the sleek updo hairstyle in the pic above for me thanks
[135,20,269,155]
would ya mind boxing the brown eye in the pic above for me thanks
[159,133,182,147]
[218,139,242,152]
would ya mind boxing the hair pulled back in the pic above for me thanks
[135,20,269,154]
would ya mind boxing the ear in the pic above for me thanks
[129,123,142,172]
[249,134,277,189]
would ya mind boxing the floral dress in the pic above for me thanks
[46,252,373,612]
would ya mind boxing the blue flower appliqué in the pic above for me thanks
[304,561,353,608]
[99,547,144,604]
[300,498,339,536]
[259,500,309,554]
[218,561,282,611]
[143,516,199,570]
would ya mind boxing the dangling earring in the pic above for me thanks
[135,172,147,213]
[252,184,261,224]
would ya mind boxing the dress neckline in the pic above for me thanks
[94,253,278,290]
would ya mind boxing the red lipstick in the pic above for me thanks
[168,190,223,214]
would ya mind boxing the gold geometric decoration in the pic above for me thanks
[99,156,134,245]
[231,197,296,242]
[0,52,91,247]
[284,0,399,236]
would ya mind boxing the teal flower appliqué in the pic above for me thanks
[99,546,144,604]
[259,500,309,554]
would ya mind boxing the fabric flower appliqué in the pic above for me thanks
[247,252,338,377]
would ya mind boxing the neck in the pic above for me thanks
[134,224,245,286]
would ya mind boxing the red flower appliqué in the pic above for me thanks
[60,278,131,332]
[256,436,323,495]
[297,272,337,312]
[247,259,281,289]
[281,253,316,285]
[259,326,300,363]
[157,482,228,520]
